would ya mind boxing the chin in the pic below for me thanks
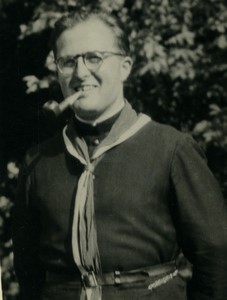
[72,104,98,119]
[74,96,98,109]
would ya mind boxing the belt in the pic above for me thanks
[46,260,178,288]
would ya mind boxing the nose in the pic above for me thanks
[73,56,90,79]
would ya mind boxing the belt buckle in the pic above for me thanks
[81,271,98,288]
[114,270,121,284]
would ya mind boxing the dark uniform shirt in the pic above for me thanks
[13,110,227,300]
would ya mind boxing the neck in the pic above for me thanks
[75,99,125,127]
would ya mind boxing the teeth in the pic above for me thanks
[76,85,96,92]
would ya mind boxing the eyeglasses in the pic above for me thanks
[56,51,124,76]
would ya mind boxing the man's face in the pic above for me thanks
[55,19,132,120]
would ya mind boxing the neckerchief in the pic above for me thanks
[63,101,151,300]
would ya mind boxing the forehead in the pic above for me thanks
[56,19,118,57]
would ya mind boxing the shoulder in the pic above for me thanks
[140,118,193,148]
[24,130,65,170]
[137,118,207,163]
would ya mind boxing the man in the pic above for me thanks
[13,8,227,300]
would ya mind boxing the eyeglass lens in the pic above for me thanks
[58,53,103,75]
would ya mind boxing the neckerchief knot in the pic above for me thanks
[85,163,95,174]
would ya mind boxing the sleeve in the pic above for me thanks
[12,160,45,300]
[170,135,227,300]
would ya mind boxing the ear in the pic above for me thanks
[120,56,133,82]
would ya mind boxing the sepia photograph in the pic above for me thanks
[0,0,227,299]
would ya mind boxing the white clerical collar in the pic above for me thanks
[75,100,125,127]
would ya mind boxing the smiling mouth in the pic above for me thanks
[75,85,97,92]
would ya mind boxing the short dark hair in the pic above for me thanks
[51,8,130,58]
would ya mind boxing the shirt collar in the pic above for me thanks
[74,100,125,127]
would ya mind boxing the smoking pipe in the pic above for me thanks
[42,92,81,117]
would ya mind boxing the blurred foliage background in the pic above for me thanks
[0,0,227,298]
